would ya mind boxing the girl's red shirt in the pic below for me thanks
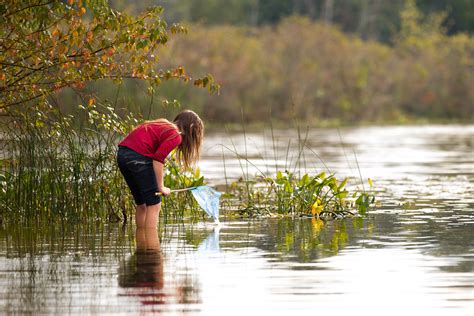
[119,123,182,163]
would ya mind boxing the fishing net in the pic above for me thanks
[191,186,222,223]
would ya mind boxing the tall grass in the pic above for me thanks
[0,101,204,225]
[1,102,131,223]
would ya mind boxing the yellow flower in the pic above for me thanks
[311,198,323,217]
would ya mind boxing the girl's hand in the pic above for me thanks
[159,186,171,196]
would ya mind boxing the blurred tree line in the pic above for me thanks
[95,0,472,124]
[111,0,474,43]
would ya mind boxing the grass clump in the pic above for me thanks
[225,170,374,219]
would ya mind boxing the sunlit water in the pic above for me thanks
[1,125,473,315]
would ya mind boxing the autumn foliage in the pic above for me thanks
[0,0,218,110]
[156,2,473,123]
[0,1,472,123]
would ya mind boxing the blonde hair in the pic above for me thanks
[173,110,204,170]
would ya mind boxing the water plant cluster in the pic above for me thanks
[219,123,375,219]
[226,170,374,219]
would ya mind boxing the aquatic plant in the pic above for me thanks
[161,159,206,220]
[217,120,375,219]
[1,102,129,223]
[226,169,374,219]
[0,101,204,224]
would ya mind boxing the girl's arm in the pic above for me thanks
[153,160,171,196]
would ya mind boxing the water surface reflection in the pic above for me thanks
[119,228,166,304]
[0,125,473,315]
[118,228,202,311]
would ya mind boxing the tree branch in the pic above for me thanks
[4,1,56,19]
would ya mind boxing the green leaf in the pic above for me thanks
[336,190,348,199]
[338,177,348,190]
[299,173,309,186]
[276,171,283,180]
[284,181,292,193]
[368,178,373,187]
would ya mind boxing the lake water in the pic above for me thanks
[1,125,473,315]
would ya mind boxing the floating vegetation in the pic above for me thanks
[225,170,375,219]
[218,122,376,220]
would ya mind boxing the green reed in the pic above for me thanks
[0,101,203,225]
[1,102,128,223]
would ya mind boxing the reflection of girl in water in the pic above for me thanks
[118,228,205,308]
[118,228,165,305]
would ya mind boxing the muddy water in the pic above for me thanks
[1,125,473,315]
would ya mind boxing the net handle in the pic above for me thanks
[155,187,197,196]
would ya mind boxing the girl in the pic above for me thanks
[117,110,204,228]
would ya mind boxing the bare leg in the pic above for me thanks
[134,227,164,289]
[145,228,160,250]
[135,204,147,228]
[144,203,161,229]
[145,228,164,288]
[136,227,147,250]
[136,227,161,250]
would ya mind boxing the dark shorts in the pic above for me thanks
[117,146,162,206]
